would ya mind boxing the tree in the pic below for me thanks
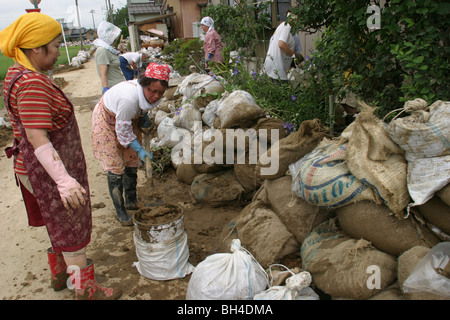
[289,0,449,115]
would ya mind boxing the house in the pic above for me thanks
[127,0,176,51]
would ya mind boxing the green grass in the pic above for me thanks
[0,45,91,80]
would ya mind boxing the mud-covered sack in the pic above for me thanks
[172,103,202,132]
[290,139,380,209]
[216,90,265,128]
[186,239,269,300]
[252,117,287,146]
[301,219,397,300]
[262,176,329,244]
[155,116,190,149]
[417,195,450,235]
[202,99,221,128]
[234,201,300,268]
[190,171,244,207]
[336,200,440,256]
[257,119,327,180]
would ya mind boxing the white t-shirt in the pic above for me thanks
[263,22,299,80]
[121,52,143,68]
[103,80,160,146]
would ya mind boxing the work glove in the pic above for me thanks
[34,142,86,210]
[102,87,110,95]
[129,139,153,163]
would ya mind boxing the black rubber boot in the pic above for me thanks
[123,167,139,210]
[107,172,133,226]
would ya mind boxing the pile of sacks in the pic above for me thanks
[148,73,450,299]
[230,99,449,300]
[149,72,290,206]
[69,49,91,67]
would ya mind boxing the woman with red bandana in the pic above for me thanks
[92,63,170,226]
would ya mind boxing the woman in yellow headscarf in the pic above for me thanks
[0,12,121,300]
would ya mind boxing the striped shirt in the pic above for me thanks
[3,66,72,175]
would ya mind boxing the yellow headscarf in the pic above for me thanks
[0,12,61,71]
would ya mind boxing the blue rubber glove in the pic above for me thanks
[102,87,110,95]
[129,139,153,163]
[207,53,213,61]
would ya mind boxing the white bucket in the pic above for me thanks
[132,204,184,243]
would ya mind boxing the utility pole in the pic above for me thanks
[90,10,96,29]
[106,0,114,24]
[75,0,84,50]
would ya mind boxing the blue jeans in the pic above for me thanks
[119,56,134,80]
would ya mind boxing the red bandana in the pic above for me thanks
[144,63,170,81]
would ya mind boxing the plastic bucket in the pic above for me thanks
[132,204,184,243]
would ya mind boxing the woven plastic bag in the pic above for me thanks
[186,239,269,300]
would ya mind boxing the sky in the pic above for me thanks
[0,0,127,31]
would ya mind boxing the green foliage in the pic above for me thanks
[200,0,271,55]
[162,38,204,76]
[209,56,328,131]
[289,0,449,116]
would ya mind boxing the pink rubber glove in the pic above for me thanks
[34,142,86,210]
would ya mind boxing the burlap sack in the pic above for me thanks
[301,219,397,299]
[252,117,287,146]
[398,246,449,300]
[176,162,199,185]
[344,108,410,217]
[257,119,328,180]
[437,184,450,207]
[263,176,330,244]
[336,201,440,256]
[369,283,405,300]
[234,163,264,194]
[190,171,244,207]
[417,195,450,234]
[235,201,300,268]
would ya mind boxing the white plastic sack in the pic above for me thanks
[156,116,190,148]
[186,239,269,300]
[386,100,450,209]
[133,232,194,281]
[175,73,215,100]
[216,90,265,128]
[402,242,450,298]
[172,103,202,132]
[407,155,450,209]
[254,266,319,300]
[202,99,221,128]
